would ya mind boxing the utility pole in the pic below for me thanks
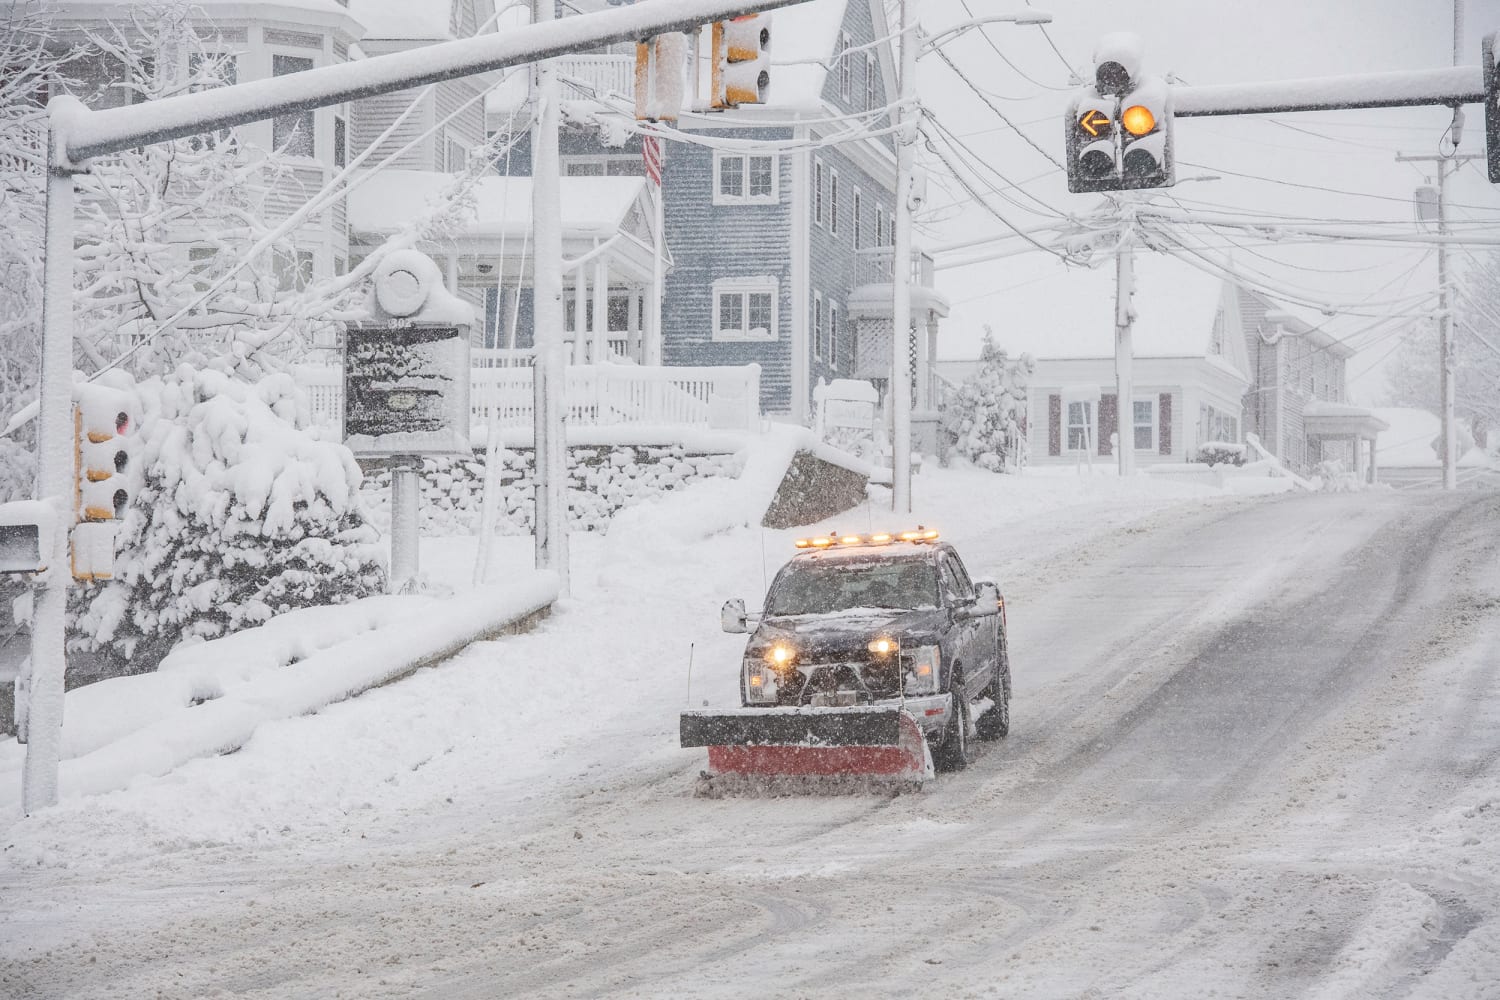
[1397,148,1482,491]
[890,0,916,514]
[1114,214,1136,477]
[532,0,570,593]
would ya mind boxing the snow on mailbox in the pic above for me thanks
[344,250,473,458]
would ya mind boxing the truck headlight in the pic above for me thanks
[744,658,779,704]
[903,645,940,695]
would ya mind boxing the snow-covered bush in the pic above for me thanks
[69,367,385,663]
[1196,441,1245,467]
[1313,459,1363,493]
[0,437,35,504]
[940,329,1034,472]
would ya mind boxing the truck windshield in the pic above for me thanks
[765,558,940,615]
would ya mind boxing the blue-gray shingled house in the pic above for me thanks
[477,0,950,425]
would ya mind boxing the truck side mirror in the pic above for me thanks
[970,581,1000,617]
[721,598,749,633]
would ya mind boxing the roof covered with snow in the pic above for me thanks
[1370,407,1492,468]
[348,0,484,40]
[762,0,853,111]
[982,253,1229,361]
[348,169,646,239]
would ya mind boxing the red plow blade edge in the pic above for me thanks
[681,707,933,788]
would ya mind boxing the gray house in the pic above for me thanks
[483,0,949,422]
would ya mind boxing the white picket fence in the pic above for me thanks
[296,362,761,438]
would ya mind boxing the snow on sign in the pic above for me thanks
[344,324,470,456]
[344,250,473,458]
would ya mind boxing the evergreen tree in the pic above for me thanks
[941,328,1034,472]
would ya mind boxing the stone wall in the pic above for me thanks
[360,445,744,536]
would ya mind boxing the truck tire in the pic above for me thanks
[976,635,1011,740]
[933,684,975,772]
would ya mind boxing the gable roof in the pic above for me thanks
[983,252,1236,363]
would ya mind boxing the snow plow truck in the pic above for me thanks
[681,529,1010,792]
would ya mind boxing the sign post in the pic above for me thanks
[344,250,474,594]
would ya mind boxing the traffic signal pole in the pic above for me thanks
[1115,224,1135,477]
[23,0,816,815]
[890,0,916,514]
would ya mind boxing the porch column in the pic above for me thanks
[445,251,459,295]
[572,269,588,365]
[627,286,641,363]
[591,255,609,362]
[919,314,938,410]
[1368,435,1379,483]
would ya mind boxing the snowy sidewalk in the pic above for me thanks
[0,573,555,814]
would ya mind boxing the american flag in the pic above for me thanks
[642,134,663,187]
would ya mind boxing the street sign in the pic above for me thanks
[343,324,471,457]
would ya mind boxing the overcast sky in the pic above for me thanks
[914,0,1500,402]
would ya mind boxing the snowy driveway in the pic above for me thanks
[4,485,1500,998]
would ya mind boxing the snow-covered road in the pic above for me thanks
[4,485,1499,999]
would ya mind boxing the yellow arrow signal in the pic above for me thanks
[1079,109,1110,137]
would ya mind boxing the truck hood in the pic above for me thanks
[753,607,945,660]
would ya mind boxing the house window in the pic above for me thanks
[889,211,896,246]
[812,292,824,359]
[814,159,825,226]
[829,171,839,236]
[1132,397,1156,451]
[271,55,315,157]
[564,154,644,177]
[446,137,468,172]
[1067,400,1094,451]
[876,204,885,246]
[839,33,852,99]
[829,303,839,368]
[333,114,346,168]
[864,51,878,111]
[713,278,777,341]
[273,249,315,291]
[853,189,862,249]
[714,151,776,204]
[188,246,216,293]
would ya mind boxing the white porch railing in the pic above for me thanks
[558,55,635,98]
[296,362,762,437]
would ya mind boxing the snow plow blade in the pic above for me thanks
[681,707,933,792]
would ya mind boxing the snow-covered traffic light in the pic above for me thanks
[1065,33,1175,194]
[711,14,770,109]
[634,33,687,122]
[71,382,136,581]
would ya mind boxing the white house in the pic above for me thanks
[937,254,1252,467]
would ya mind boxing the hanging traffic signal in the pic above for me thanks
[1065,34,1175,194]
[634,33,687,122]
[71,382,136,581]
[711,13,770,109]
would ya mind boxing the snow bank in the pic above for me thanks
[0,577,555,812]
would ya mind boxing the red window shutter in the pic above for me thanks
[1048,395,1061,456]
[1098,393,1117,456]
[1159,393,1172,455]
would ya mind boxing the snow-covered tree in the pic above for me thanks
[66,3,342,380]
[69,367,386,664]
[940,328,1034,472]
[1386,251,1500,448]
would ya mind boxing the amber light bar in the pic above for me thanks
[793,528,940,549]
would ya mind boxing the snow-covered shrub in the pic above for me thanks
[0,438,35,504]
[1314,459,1363,493]
[69,367,385,663]
[1196,441,1245,467]
[940,329,1034,472]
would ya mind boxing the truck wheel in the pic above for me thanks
[933,685,975,772]
[977,636,1011,740]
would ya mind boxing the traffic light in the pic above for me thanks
[711,13,770,109]
[71,382,136,581]
[634,33,687,122]
[1065,34,1175,194]
[1484,33,1500,183]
